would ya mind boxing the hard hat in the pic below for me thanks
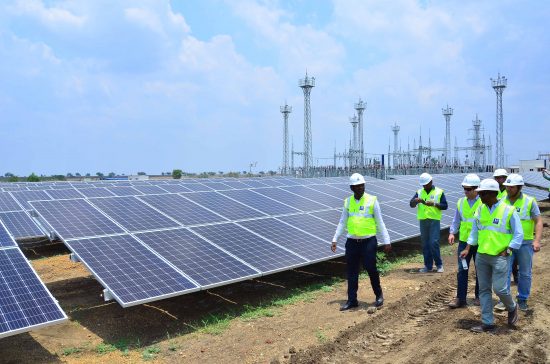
[419,173,432,186]
[476,178,500,192]
[493,168,509,177]
[503,173,524,186]
[349,173,366,186]
[461,174,480,187]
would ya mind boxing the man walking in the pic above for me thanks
[494,174,542,312]
[460,179,523,332]
[448,174,481,308]
[332,173,392,311]
[494,168,509,200]
[410,173,448,273]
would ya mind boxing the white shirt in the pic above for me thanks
[332,195,391,245]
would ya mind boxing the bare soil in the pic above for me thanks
[1,202,549,364]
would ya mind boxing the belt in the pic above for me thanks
[347,237,373,243]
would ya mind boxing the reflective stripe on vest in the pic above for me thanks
[416,187,443,220]
[346,194,377,236]
[504,193,535,240]
[475,202,513,255]
[497,189,507,200]
[457,197,482,242]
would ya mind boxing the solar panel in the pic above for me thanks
[192,223,307,273]
[0,247,67,338]
[106,186,143,196]
[280,186,343,208]
[0,193,23,212]
[181,192,266,220]
[138,194,227,226]
[239,179,269,188]
[180,183,213,192]
[136,228,260,287]
[218,180,251,189]
[219,189,300,215]
[11,191,52,210]
[0,211,45,239]
[0,222,16,248]
[78,188,116,198]
[30,199,125,240]
[253,188,330,211]
[200,182,234,191]
[45,188,83,200]
[89,196,181,232]
[132,185,169,195]
[157,184,193,193]
[238,218,337,262]
[65,234,198,307]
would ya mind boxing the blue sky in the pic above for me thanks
[0,0,548,175]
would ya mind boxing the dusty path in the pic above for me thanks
[0,202,548,363]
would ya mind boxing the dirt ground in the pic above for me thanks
[1,202,549,364]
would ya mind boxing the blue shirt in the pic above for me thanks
[467,199,523,250]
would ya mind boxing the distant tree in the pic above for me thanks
[96,172,104,178]
[85,173,91,177]
[137,171,146,175]
[208,171,216,176]
[242,171,247,175]
[259,171,265,176]
[27,173,40,182]
[108,172,116,178]
[8,175,18,182]
[172,169,183,179]
[66,173,73,177]
[4,172,14,177]
[268,170,276,176]
[218,171,224,175]
[51,175,66,181]
[75,173,81,177]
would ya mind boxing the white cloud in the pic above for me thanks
[9,0,86,28]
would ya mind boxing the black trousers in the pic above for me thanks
[345,236,382,303]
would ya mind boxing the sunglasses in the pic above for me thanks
[463,187,476,192]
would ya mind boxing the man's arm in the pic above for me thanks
[373,200,391,249]
[436,192,448,210]
[508,209,524,250]
[448,208,461,245]
[410,192,421,208]
[331,206,348,252]
[532,200,542,252]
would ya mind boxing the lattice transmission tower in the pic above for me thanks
[280,103,292,175]
[442,105,453,165]
[391,123,400,168]
[491,73,507,167]
[299,72,315,176]
[354,99,366,167]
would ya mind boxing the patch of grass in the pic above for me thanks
[62,347,82,356]
[168,342,178,351]
[198,314,232,335]
[96,342,117,354]
[142,345,161,361]
[315,329,327,343]
[240,305,276,321]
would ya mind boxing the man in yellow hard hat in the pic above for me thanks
[332,173,392,311]
[410,173,448,273]
[460,178,523,333]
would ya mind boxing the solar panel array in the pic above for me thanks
[0,221,67,339]
[4,173,547,308]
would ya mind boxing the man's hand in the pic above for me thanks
[448,234,455,245]
[424,200,435,207]
[459,248,470,259]
[533,241,541,252]
[331,241,337,253]
[415,198,424,204]
[383,244,392,253]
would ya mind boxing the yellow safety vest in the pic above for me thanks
[475,202,513,255]
[457,197,482,242]
[497,189,507,200]
[346,194,378,236]
[416,187,443,220]
[504,193,535,240]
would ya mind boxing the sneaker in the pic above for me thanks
[470,324,496,333]
[473,297,480,306]
[448,298,466,309]
[518,299,529,311]
[508,304,519,325]
[494,301,506,311]
[418,267,430,273]
[436,266,444,273]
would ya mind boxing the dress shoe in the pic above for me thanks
[508,304,519,325]
[340,301,358,311]
[470,324,496,333]
[375,295,384,307]
[448,297,466,309]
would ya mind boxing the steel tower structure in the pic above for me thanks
[350,116,359,166]
[391,122,400,168]
[280,103,292,175]
[299,72,315,175]
[442,105,453,165]
[471,114,483,167]
[491,73,507,167]
[354,99,367,167]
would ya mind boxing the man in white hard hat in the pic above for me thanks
[460,178,523,332]
[493,174,542,312]
[542,169,550,200]
[493,168,509,200]
[332,173,392,311]
[410,173,448,273]
[448,174,481,308]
